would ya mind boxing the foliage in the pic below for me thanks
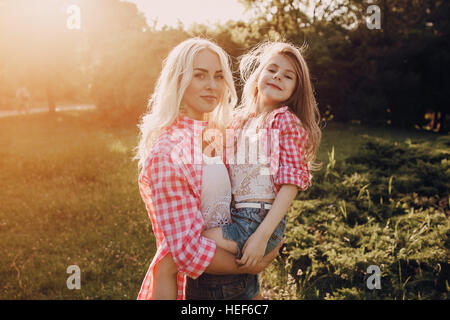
[80,0,191,123]
[237,0,450,132]
[1,113,448,299]
[261,136,449,299]
[1,0,449,131]
[0,0,89,111]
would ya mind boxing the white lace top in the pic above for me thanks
[229,116,276,202]
[200,154,232,229]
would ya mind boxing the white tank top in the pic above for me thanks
[200,154,232,229]
[229,116,276,202]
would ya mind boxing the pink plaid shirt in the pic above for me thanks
[137,107,309,300]
[137,116,217,300]
[267,106,311,191]
[229,106,311,192]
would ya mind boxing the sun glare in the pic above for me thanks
[123,0,250,29]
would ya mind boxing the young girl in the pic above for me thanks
[201,41,322,272]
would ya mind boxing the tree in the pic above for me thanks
[0,0,84,112]
[235,0,449,132]
[79,0,191,121]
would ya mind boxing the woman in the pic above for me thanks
[135,38,281,300]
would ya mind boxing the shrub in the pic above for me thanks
[262,137,449,300]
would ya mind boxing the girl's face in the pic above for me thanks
[182,49,226,120]
[257,53,297,109]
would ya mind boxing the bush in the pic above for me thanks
[261,137,449,300]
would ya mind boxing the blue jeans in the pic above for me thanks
[185,273,260,300]
[222,204,286,258]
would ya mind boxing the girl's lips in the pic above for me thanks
[267,83,282,90]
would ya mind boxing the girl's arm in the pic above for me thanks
[255,184,298,239]
[236,184,298,267]
[205,237,285,275]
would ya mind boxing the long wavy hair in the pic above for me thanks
[236,41,322,171]
[135,38,237,172]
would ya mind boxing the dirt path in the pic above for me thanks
[0,104,96,118]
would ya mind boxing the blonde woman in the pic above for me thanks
[135,38,282,300]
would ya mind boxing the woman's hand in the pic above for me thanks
[238,237,285,275]
[236,231,269,268]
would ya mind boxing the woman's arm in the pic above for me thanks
[205,237,284,275]
[144,153,217,279]
[145,151,282,279]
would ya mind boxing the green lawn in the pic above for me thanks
[0,111,446,299]
[0,112,152,299]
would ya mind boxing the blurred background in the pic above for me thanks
[1,0,449,130]
[0,0,449,300]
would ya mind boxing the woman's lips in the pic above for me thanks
[267,83,282,90]
[201,95,217,102]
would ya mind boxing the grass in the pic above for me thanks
[316,121,444,164]
[260,124,449,300]
[0,111,446,299]
[0,112,153,299]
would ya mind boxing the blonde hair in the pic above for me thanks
[236,41,322,171]
[135,37,237,172]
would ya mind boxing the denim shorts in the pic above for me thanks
[222,203,286,258]
[185,273,260,300]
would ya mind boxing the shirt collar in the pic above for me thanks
[176,115,208,129]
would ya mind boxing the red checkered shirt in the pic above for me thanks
[268,106,311,191]
[228,106,311,192]
[137,116,216,300]
[137,107,310,300]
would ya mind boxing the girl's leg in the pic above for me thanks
[153,253,178,299]
[202,227,239,255]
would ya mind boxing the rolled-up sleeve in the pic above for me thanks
[145,153,216,279]
[272,111,311,191]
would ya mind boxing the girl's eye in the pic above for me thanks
[285,75,293,80]
[268,69,276,73]
[194,73,205,79]
[215,75,224,80]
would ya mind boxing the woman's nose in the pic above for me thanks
[206,77,217,89]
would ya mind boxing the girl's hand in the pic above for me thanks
[238,237,285,274]
[236,231,270,268]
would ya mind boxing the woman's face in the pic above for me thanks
[182,49,226,120]
[257,53,297,109]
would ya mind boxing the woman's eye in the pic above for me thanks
[285,75,293,80]
[194,73,205,79]
[268,69,276,73]
[215,75,224,80]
